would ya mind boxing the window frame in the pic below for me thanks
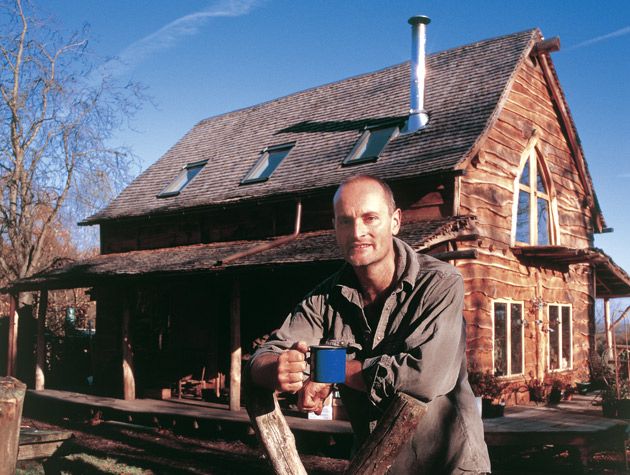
[241,143,295,185]
[511,137,560,246]
[157,159,208,198]
[342,124,399,166]
[492,299,525,378]
[547,303,573,372]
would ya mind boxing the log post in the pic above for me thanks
[603,298,614,363]
[35,290,48,390]
[122,292,135,400]
[6,293,18,377]
[0,377,27,475]
[246,386,307,475]
[345,392,427,475]
[230,279,241,411]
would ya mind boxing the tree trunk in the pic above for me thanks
[0,377,27,475]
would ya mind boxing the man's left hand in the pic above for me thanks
[298,380,332,414]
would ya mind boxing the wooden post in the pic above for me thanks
[246,387,307,475]
[122,293,135,400]
[346,393,428,475]
[35,290,48,390]
[0,377,27,475]
[604,298,614,363]
[6,293,18,377]
[230,279,241,411]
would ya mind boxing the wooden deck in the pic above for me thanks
[24,390,629,466]
[18,428,73,461]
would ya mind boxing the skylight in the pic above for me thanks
[343,125,399,165]
[241,143,294,184]
[157,159,207,198]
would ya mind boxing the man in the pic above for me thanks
[249,175,490,474]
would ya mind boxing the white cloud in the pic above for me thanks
[98,0,260,78]
[568,26,630,50]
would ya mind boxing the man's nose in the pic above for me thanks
[352,219,367,238]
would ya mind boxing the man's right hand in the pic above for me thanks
[276,341,309,393]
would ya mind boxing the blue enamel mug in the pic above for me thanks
[310,345,346,383]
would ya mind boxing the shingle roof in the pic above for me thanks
[83,29,539,224]
[9,217,475,291]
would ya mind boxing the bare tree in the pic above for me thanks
[0,0,143,283]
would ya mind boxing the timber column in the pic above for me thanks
[6,293,18,377]
[35,290,48,390]
[121,291,136,400]
[230,279,241,411]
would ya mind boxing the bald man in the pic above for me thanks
[249,175,490,474]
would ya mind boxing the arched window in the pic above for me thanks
[514,148,556,245]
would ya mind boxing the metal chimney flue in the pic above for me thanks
[404,15,431,134]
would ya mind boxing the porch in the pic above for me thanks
[23,388,629,470]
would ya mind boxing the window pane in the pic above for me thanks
[243,146,292,182]
[520,160,530,186]
[510,303,523,374]
[361,127,396,159]
[536,166,547,193]
[561,306,571,369]
[516,190,530,243]
[159,161,206,196]
[345,127,397,164]
[549,305,560,370]
[494,303,508,376]
[537,198,550,245]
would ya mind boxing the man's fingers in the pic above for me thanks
[291,340,309,354]
[281,381,303,393]
[285,350,306,362]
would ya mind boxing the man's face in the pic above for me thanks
[333,179,401,270]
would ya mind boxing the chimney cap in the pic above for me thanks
[408,15,431,26]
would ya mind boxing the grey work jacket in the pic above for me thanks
[250,238,491,474]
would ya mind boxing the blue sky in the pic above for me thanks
[45,1,629,296]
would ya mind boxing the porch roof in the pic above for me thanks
[512,246,630,299]
[5,217,476,293]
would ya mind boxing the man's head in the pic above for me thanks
[333,175,401,270]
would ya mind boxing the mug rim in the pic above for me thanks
[310,345,346,350]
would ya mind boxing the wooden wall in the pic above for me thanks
[457,54,594,385]
[99,178,453,255]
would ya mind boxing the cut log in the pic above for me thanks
[345,392,427,475]
[0,377,27,475]
[246,386,307,475]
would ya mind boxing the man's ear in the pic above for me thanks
[391,208,401,235]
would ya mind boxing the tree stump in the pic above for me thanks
[0,377,27,475]
[246,386,307,475]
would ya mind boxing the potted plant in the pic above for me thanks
[562,384,576,401]
[525,373,546,404]
[547,379,563,405]
[468,369,508,418]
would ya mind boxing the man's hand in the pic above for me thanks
[276,341,309,393]
[298,380,333,414]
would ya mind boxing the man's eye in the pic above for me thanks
[364,216,378,224]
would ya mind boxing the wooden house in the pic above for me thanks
[5,22,630,409]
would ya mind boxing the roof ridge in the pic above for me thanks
[192,28,541,129]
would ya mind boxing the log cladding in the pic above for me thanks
[457,57,593,382]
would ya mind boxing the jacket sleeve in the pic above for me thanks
[248,292,327,367]
[361,272,466,408]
